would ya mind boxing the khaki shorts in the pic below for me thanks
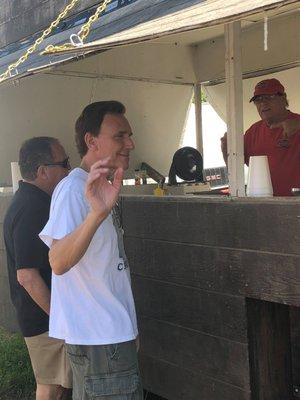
[25,332,72,388]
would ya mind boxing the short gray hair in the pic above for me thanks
[19,137,59,180]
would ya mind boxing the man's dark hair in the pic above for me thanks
[75,101,126,158]
[19,137,58,180]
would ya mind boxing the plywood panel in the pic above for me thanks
[123,198,300,254]
[139,316,250,389]
[126,237,300,305]
[140,354,251,400]
[132,276,247,342]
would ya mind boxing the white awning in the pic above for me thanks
[1,0,298,85]
[45,0,299,55]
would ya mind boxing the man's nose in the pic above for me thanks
[126,137,135,150]
[257,100,268,110]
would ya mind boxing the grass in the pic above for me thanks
[0,327,35,400]
[0,326,166,400]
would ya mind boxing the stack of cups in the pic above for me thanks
[11,162,22,193]
[246,155,273,197]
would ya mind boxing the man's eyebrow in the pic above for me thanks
[116,130,133,136]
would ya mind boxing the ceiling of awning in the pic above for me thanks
[0,0,204,83]
[0,0,299,85]
[42,0,300,53]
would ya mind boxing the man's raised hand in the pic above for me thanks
[85,158,124,220]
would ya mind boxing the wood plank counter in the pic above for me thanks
[121,195,300,400]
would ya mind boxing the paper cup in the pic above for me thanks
[11,162,22,193]
[247,156,273,197]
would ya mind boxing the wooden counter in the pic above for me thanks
[120,195,300,400]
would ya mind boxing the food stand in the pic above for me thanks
[0,1,299,398]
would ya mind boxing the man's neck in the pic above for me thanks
[23,180,50,195]
[80,153,103,172]
[80,156,115,180]
[265,109,290,126]
[79,159,90,172]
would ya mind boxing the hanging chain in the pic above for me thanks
[0,0,80,83]
[79,0,113,41]
[0,0,112,83]
[42,0,113,54]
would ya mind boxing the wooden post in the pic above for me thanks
[224,21,245,197]
[194,83,203,157]
[247,299,293,400]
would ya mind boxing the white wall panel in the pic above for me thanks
[0,73,192,184]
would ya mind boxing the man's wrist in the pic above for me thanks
[87,210,107,226]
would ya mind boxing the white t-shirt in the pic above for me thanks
[39,168,138,345]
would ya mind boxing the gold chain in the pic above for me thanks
[79,0,113,41]
[0,0,112,83]
[43,0,113,55]
[0,0,80,83]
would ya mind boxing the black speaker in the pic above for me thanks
[168,147,203,185]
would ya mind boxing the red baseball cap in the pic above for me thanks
[250,78,285,102]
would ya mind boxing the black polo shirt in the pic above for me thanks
[3,181,51,337]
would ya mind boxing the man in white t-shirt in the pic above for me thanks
[40,101,143,400]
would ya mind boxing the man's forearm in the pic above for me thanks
[222,148,228,165]
[49,211,106,275]
[17,269,50,315]
[25,280,50,315]
[220,134,228,165]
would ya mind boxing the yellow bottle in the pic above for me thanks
[154,185,166,196]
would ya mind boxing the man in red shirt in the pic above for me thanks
[221,78,300,196]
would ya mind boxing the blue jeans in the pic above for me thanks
[66,340,143,400]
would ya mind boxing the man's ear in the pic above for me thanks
[84,132,98,152]
[36,165,48,180]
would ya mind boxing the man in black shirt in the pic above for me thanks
[4,137,72,400]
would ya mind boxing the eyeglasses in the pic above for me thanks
[253,94,282,104]
[43,157,71,170]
